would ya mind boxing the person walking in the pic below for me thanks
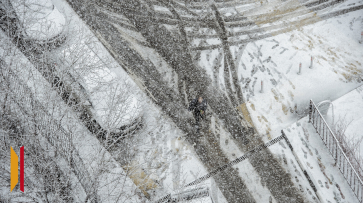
[188,96,207,132]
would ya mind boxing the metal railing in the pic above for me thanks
[309,99,363,202]
[0,64,97,202]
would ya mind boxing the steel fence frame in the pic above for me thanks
[309,100,363,202]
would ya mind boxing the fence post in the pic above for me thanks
[260,80,263,93]
[297,63,302,75]
[308,100,312,123]
[360,31,363,44]
[309,56,313,69]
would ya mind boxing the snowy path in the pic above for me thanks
[63,1,265,202]
[64,0,315,202]
[57,0,363,201]
[186,0,363,45]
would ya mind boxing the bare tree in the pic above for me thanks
[0,0,169,202]
[333,115,363,178]
[0,76,75,202]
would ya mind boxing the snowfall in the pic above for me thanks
[1,0,363,202]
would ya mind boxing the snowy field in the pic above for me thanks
[197,1,363,202]
[199,5,363,143]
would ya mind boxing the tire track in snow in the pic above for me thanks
[191,4,363,50]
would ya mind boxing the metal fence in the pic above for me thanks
[309,99,363,202]
[0,63,97,202]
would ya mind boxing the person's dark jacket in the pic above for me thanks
[188,98,207,113]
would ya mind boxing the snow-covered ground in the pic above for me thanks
[199,4,363,142]
[283,116,360,203]
[1,0,362,201]
[197,0,363,201]
[241,8,362,141]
